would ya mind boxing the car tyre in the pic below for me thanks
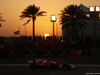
[29,63,36,69]
[62,64,70,69]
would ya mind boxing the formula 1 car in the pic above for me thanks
[28,59,77,69]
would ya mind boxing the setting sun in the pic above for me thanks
[44,33,49,37]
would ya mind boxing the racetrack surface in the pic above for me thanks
[0,56,100,75]
[0,66,100,75]
[0,56,100,64]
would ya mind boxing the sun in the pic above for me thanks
[44,33,49,37]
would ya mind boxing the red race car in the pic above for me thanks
[28,59,77,69]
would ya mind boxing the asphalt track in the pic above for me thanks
[0,56,100,75]
[0,66,100,75]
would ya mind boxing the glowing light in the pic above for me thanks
[90,6,94,12]
[61,40,63,42]
[96,6,100,11]
[90,6,100,12]
[51,15,56,22]
[44,33,49,37]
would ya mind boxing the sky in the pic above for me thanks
[0,0,100,37]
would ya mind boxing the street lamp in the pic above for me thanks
[23,19,31,36]
[23,21,27,36]
[51,15,56,36]
[89,6,100,48]
[90,6,100,12]
[96,6,100,12]
[90,6,95,12]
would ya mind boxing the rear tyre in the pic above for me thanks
[29,63,36,69]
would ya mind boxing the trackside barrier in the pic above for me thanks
[0,50,70,57]
[0,49,86,57]
[0,43,15,50]
[81,50,86,55]
[70,49,87,57]
[70,49,79,57]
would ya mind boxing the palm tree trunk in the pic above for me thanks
[32,18,35,37]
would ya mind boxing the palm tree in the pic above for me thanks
[0,13,5,27]
[20,4,46,37]
[60,5,88,43]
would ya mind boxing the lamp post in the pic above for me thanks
[89,6,100,48]
[51,15,56,36]
[23,21,27,36]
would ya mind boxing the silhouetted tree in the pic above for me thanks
[20,4,46,37]
[60,5,88,42]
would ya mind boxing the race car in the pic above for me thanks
[28,59,77,69]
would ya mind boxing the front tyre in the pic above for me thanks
[69,64,77,69]
[62,64,70,69]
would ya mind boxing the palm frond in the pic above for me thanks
[60,4,88,41]
[37,11,47,16]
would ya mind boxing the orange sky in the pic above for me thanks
[0,0,100,37]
